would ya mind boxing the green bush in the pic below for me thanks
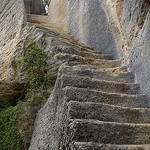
[56,54,64,60]
[0,42,51,150]
[0,104,22,150]
[23,42,51,103]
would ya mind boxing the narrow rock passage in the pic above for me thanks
[28,15,150,150]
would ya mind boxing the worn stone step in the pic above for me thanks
[68,101,150,123]
[51,46,113,60]
[63,54,122,68]
[68,119,150,145]
[79,51,113,60]
[63,86,148,108]
[59,64,134,83]
[70,142,150,150]
[66,63,129,73]
[61,74,140,94]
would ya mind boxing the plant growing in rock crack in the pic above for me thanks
[56,54,64,59]
[0,42,52,150]
[20,41,51,143]
[22,42,51,102]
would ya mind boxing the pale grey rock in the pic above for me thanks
[122,0,149,46]
[0,0,26,82]
[71,142,150,150]
[29,53,149,149]
[48,0,118,58]
[68,101,150,123]
[129,11,150,100]
[0,0,27,105]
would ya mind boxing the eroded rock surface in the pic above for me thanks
[0,0,26,105]
[29,39,150,150]
[48,0,118,58]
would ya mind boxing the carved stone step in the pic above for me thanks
[51,45,113,60]
[63,86,148,108]
[65,63,129,73]
[59,64,134,83]
[70,142,150,150]
[68,119,150,145]
[62,54,122,68]
[79,51,113,60]
[68,101,150,123]
[61,74,140,94]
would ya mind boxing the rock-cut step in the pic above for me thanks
[70,142,150,150]
[59,64,134,83]
[63,86,148,108]
[68,119,150,145]
[61,74,140,94]
[79,51,113,60]
[68,101,150,123]
[66,63,129,75]
[63,54,122,68]
[50,45,113,60]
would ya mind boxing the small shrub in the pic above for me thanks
[0,104,22,150]
[19,42,51,147]
[56,54,64,59]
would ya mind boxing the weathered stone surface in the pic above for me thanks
[59,64,135,83]
[0,0,27,105]
[29,48,149,150]
[60,74,140,94]
[68,101,150,123]
[71,142,150,150]
[63,86,148,108]
[0,0,26,82]
[1,0,150,149]
[122,0,149,46]
[48,0,118,58]
[129,12,150,99]
[68,119,150,144]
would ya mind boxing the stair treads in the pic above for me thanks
[63,86,148,108]
[71,142,150,150]
[61,74,140,94]
[68,119,150,144]
[59,64,134,83]
[68,101,150,123]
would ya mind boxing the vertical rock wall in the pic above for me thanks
[48,0,118,58]
[0,0,26,83]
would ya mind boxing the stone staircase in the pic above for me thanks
[28,15,150,150]
[59,62,150,150]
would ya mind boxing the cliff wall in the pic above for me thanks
[0,0,26,82]
[48,0,119,58]
[0,0,27,105]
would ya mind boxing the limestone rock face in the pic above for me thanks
[29,43,150,150]
[122,0,149,46]
[48,0,118,58]
[121,0,150,98]
[130,12,150,98]
[0,0,26,105]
